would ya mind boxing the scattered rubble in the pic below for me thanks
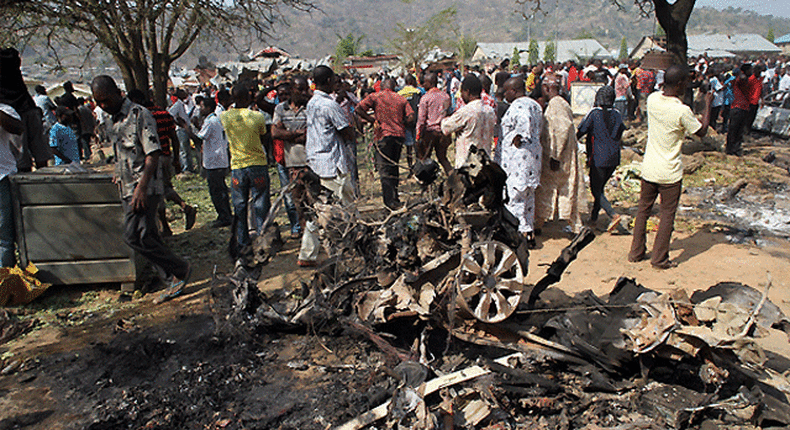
[206,147,790,429]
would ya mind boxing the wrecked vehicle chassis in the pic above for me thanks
[312,150,533,326]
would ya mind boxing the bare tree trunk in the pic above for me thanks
[113,54,150,95]
[131,61,150,93]
[653,0,695,65]
[151,53,171,108]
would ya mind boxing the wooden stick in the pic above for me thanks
[333,353,522,430]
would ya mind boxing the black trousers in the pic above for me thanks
[206,168,232,223]
[746,103,759,133]
[123,194,189,279]
[589,165,616,221]
[721,104,731,132]
[710,105,721,131]
[375,136,403,209]
[726,107,749,156]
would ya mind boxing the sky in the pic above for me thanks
[694,0,790,19]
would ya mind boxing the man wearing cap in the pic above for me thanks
[500,76,543,247]
[535,73,583,235]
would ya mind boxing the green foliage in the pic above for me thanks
[511,47,521,70]
[389,6,458,70]
[334,32,365,69]
[543,39,556,63]
[655,24,666,37]
[454,33,478,68]
[335,32,364,59]
[618,36,628,60]
[359,49,375,57]
[767,27,775,43]
[528,39,539,65]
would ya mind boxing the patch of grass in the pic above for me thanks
[684,162,736,188]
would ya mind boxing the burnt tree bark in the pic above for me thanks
[652,0,695,64]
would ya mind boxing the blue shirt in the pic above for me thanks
[49,123,80,165]
[723,75,736,106]
[34,94,57,126]
[577,107,625,168]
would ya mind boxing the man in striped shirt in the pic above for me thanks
[128,89,197,236]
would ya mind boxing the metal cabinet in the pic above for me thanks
[10,171,135,285]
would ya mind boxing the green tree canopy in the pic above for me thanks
[511,47,521,70]
[543,40,556,63]
[336,33,364,58]
[334,33,365,70]
[454,33,478,72]
[389,6,458,71]
[528,39,539,65]
[767,27,775,43]
[619,36,629,60]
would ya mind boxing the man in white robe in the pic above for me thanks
[499,77,543,246]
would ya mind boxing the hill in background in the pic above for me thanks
[20,0,790,81]
[260,0,790,59]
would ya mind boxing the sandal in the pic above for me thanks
[154,265,191,304]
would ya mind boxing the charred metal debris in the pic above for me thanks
[212,147,790,429]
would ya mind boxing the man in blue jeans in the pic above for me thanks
[220,83,271,256]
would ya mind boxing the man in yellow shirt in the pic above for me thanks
[628,65,712,269]
[220,83,271,256]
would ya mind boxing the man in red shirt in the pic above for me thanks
[726,63,753,156]
[746,65,763,134]
[637,68,656,122]
[415,72,452,174]
[567,61,578,90]
[357,78,415,209]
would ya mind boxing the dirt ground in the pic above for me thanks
[1,128,789,429]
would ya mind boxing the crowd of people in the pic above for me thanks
[1,43,788,299]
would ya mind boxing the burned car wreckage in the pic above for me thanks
[212,146,790,429]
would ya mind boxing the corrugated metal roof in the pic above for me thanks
[687,34,780,53]
[775,33,790,45]
[475,39,612,63]
[688,48,735,58]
